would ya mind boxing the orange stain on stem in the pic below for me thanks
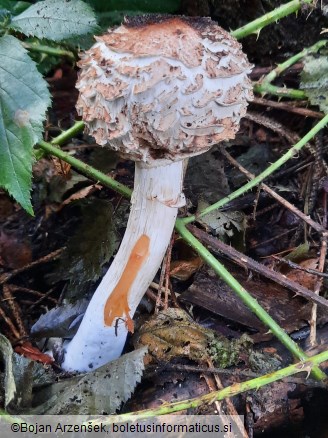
[104,234,150,332]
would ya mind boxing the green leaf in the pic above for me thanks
[10,0,98,42]
[0,1,31,15]
[0,35,50,214]
[0,0,14,9]
[300,53,328,114]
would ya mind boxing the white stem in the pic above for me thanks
[61,160,185,371]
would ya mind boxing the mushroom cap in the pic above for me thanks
[76,15,253,165]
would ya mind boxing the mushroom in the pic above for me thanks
[61,15,253,372]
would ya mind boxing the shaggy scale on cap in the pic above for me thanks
[76,15,253,164]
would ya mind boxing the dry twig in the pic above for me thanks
[252,97,324,119]
[2,284,27,337]
[0,248,65,285]
[189,225,328,310]
[220,147,326,234]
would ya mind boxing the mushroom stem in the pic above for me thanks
[61,160,185,372]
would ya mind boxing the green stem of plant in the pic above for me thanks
[22,41,75,60]
[263,39,327,83]
[50,120,85,145]
[89,349,328,424]
[37,139,132,199]
[183,113,328,224]
[253,83,306,99]
[254,39,328,97]
[1,351,326,422]
[232,0,313,40]
[175,221,326,381]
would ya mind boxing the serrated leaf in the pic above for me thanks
[30,347,147,414]
[300,53,328,114]
[10,0,98,42]
[0,35,50,214]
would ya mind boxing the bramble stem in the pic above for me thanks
[37,139,132,199]
[253,84,306,99]
[0,350,326,422]
[254,39,327,98]
[232,0,313,40]
[22,42,75,60]
[50,121,85,145]
[88,349,328,423]
[260,40,327,84]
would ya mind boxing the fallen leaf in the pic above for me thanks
[31,299,89,339]
[52,157,71,177]
[196,200,246,238]
[286,258,319,290]
[58,183,102,210]
[180,265,327,342]
[134,308,251,368]
[15,342,54,365]
[285,242,310,262]
[170,257,203,281]
[29,347,148,415]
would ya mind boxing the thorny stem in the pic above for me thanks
[37,139,132,199]
[254,39,328,98]
[38,113,328,220]
[0,351,327,423]
[34,121,85,159]
[253,84,306,99]
[88,349,328,424]
[231,0,313,40]
[21,0,315,66]
[182,113,328,224]
[50,120,85,145]
[220,146,326,234]
[22,42,75,60]
[259,40,327,84]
